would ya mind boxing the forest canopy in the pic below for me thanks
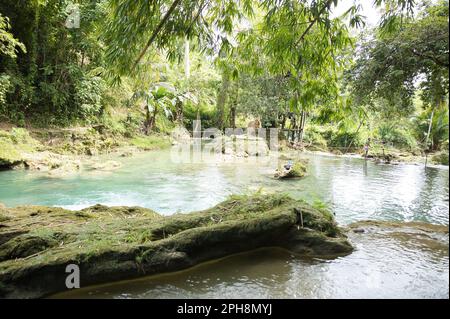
[0,0,448,153]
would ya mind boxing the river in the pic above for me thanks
[0,149,448,298]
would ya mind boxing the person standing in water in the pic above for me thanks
[363,138,371,159]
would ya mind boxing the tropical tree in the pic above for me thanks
[346,0,449,149]
[132,81,198,134]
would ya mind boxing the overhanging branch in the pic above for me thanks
[132,0,182,71]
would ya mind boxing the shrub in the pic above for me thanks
[377,122,417,150]
[303,125,328,148]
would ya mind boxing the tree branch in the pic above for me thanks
[410,49,449,68]
[132,0,182,71]
[186,0,207,35]
[295,0,334,47]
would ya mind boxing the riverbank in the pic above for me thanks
[280,146,449,169]
[0,194,352,298]
[0,125,172,173]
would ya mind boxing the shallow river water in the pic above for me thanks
[0,150,448,298]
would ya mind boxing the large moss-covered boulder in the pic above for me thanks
[0,194,351,298]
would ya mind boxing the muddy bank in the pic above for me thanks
[0,194,352,298]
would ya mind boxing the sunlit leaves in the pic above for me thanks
[103,0,254,78]
[0,14,26,58]
[346,0,449,117]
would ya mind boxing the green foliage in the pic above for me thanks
[0,128,40,166]
[75,75,105,121]
[102,0,254,78]
[431,151,449,165]
[319,126,363,149]
[312,199,334,222]
[0,0,445,159]
[0,13,25,58]
[346,1,449,115]
[0,74,11,110]
[303,125,328,148]
[414,105,449,150]
[0,0,107,126]
[130,135,171,150]
[377,122,418,150]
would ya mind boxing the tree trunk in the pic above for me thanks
[184,36,190,79]
[145,105,158,135]
[144,106,151,135]
[299,110,306,144]
[175,99,183,124]
[425,107,435,151]
[229,80,238,128]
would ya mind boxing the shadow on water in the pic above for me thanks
[52,226,449,299]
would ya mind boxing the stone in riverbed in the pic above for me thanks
[0,128,41,169]
[21,151,81,177]
[274,161,307,179]
[217,135,270,157]
[91,160,122,171]
[119,151,133,157]
[0,194,352,298]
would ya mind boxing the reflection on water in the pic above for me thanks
[1,150,448,299]
[0,150,448,225]
[53,229,449,299]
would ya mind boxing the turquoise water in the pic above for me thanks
[1,149,449,299]
[0,150,448,225]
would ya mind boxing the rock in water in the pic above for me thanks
[91,160,122,171]
[275,161,307,179]
[218,135,270,157]
[0,194,352,298]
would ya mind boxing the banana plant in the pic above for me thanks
[132,82,198,134]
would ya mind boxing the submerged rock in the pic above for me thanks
[0,194,351,298]
[347,220,449,246]
[91,160,122,171]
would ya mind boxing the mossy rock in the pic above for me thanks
[0,128,42,168]
[0,139,22,167]
[431,151,449,165]
[0,194,351,298]
[0,128,41,168]
[275,161,307,179]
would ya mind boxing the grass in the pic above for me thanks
[0,194,352,298]
[0,194,344,265]
[130,134,171,150]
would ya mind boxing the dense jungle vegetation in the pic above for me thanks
[0,0,448,160]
